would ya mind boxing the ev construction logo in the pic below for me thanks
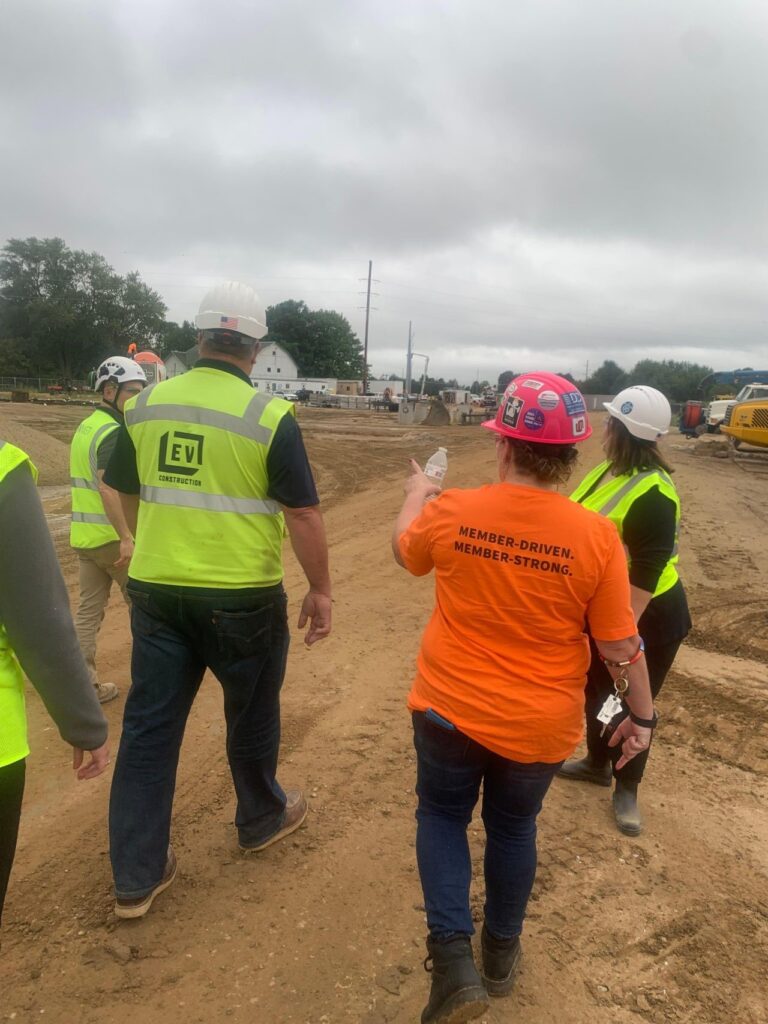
[158,429,205,480]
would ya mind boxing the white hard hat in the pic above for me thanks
[195,281,268,341]
[94,356,147,392]
[603,386,671,441]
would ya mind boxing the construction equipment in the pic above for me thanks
[678,370,768,436]
[706,383,768,431]
[720,397,768,450]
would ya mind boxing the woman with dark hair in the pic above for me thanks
[393,373,657,1023]
[559,386,691,836]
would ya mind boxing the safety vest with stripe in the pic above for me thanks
[0,442,37,767]
[124,367,293,588]
[69,408,121,548]
[570,460,680,597]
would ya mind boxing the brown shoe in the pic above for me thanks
[239,790,308,853]
[95,682,119,704]
[114,848,177,919]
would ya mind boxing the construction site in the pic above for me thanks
[1,395,767,1024]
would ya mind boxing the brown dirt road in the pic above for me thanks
[1,403,767,1024]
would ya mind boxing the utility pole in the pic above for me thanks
[405,321,413,401]
[362,260,372,395]
[585,360,589,383]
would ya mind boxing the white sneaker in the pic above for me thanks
[94,681,119,704]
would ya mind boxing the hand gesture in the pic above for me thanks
[404,459,442,500]
[608,717,653,770]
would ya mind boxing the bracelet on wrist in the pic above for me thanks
[629,709,658,730]
[599,638,645,668]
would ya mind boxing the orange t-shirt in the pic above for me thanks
[399,483,635,763]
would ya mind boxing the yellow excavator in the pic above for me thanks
[720,398,768,450]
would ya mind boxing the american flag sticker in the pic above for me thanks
[220,316,239,329]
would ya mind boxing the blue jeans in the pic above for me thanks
[413,711,561,941]
[109,583,290,899]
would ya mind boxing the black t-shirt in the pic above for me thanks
[104,360,318,509]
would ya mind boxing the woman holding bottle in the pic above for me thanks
[392,373,656,1023]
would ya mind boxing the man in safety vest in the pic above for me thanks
[103,281,332,919]
[69,357,147,703]
[0,440,110,935]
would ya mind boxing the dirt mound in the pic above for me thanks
[0,406,80,485]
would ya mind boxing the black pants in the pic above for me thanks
[0,758,26,929]
[585,638,682,784]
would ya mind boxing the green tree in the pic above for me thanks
[157,319,197,359]
[583,359,628,394]
[0,337,35,376]
[0,237,166,377]
[266,299,365,378]
[626,359,713,402]
[498,370,515,391]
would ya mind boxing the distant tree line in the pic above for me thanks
[0,238,365,380]
[495,360,713,402]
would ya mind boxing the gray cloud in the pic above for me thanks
[1,0,767,380]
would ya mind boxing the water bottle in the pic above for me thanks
[424,446,448,484]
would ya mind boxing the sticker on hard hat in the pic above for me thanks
[538,390,559,410]
[220,315,239,329]
[502,396,524,429]
[572,415,587,436]
[504,382,517,396]
[562,391,586,416]
[523,408,544,430]
[522,379,543,390]
[621,401,634,414]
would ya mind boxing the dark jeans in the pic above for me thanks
[0,758,26,929]
[412,711,561,941]
[109,584,290,899]
[585,636,682,784]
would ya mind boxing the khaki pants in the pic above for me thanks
[73,543,130,687]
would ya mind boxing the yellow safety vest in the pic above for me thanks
[124,366,294,588]
[0,442,38,767]
[570,460,680,597]
[70,408,121,548]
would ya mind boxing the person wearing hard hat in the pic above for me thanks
[102,281,331,919]
[559,386,691,835]
[0,440,110,936]
[69,357,148,703]
[392,373,655,1023]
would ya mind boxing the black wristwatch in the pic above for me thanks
[629,710,659,729]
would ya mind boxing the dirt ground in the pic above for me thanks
[1,402,767,1024]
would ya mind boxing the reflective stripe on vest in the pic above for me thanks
[0,442,37,767]
[139,484,280,515]
[570,459,681,597]
[124,367,294,588]
[69,409,120,548]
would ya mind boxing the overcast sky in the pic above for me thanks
[2,0,767,382]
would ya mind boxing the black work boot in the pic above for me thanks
[421,935,489,1024]
[613,778,642,836]
[557,753,612,787]
[481,924,522,997]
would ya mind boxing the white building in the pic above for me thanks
[164,342,336,395]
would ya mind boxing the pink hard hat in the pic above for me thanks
[482,371,592,444]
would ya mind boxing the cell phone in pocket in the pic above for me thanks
[425,707,456,731]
